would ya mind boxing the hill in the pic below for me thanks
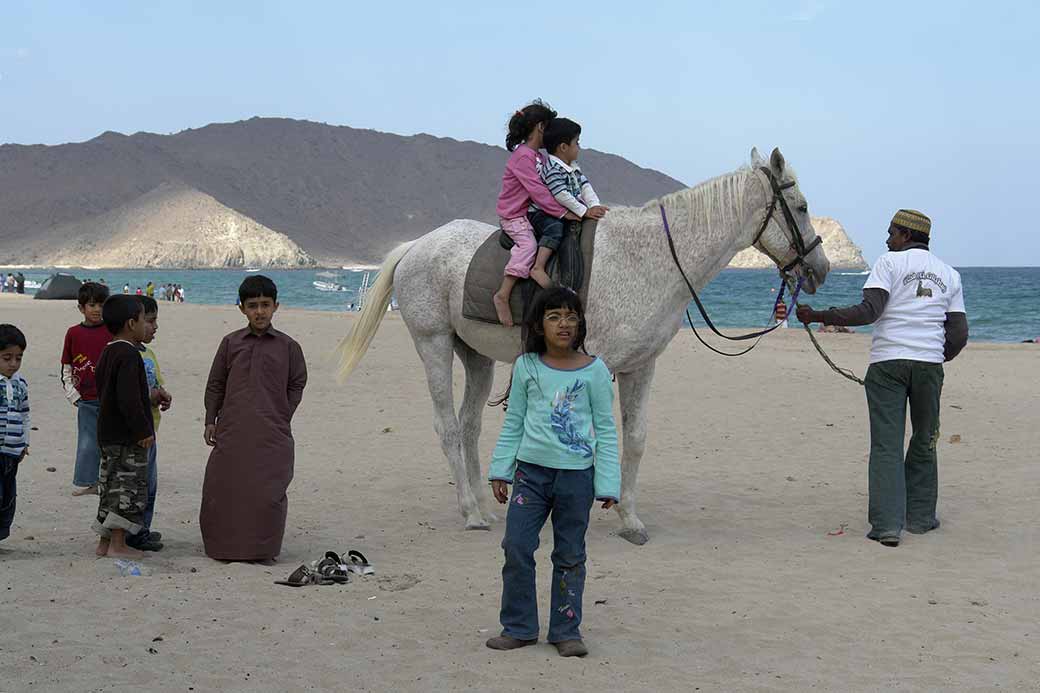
[0,118,685,266]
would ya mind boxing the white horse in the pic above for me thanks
[338,148,830,544]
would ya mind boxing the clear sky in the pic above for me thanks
[2,1,1037,266]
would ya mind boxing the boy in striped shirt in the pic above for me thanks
[0,324,29,543]
[527,118,609,286]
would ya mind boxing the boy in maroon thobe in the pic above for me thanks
[200,276,307,561]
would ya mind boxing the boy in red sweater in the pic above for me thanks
[60,282,112,496]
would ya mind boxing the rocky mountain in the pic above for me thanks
[728,216,868,270]
[22,182,314,269]
[0,118,685,267]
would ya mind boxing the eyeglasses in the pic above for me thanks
[544,314,581,326]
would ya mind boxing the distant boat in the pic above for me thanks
[245,268,261,272]
[313,280,352,293]
[342,265,379,272]
[315,271,340,278]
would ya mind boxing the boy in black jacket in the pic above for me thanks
[93,295,155,558]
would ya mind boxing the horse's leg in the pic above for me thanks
[454,338,497,520]
[413,332,489,530]
[615,361,656,545]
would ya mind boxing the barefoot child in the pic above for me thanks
[199,275,307,562]
[493,101,570,327]
[0,325,30,543]
[527,117,609,286]
[127,296,172,552]
[60,282,112,496]
[93,295,155,558]
[486,288,620,657]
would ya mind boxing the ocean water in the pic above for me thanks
[5,266,1037,343]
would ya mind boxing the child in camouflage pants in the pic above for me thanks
[92,296,155,558]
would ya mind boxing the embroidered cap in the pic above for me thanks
[891,209,931,235]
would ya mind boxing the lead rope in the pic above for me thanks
[802,324,866,386]
[780,275,866,386]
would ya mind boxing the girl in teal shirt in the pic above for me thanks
[486,288,620,658]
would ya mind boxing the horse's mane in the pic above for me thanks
[602,166,757,240]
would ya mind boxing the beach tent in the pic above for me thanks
[33,273,83,300]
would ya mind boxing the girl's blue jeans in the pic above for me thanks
[498,461,594,643]
[73,399,101,487]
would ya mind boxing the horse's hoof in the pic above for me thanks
[618,527,649,545]
[465,522,491,531]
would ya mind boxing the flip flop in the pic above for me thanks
[314,556,350,584]
[345,550,374,575]
[274,564,327,587]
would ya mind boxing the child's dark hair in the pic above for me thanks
[140,295,158,314]
[543,118,582,156]
[239,275,278,304]
[78,281,110,306]
[0,324,26,351]
[489,288,588,407]
[102,295,144,334]
[505,100,557,152]
[520,287,588,356]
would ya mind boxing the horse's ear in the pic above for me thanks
[750,147,763,167]
[769,148,786,176]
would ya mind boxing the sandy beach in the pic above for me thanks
[1,292,1037,692]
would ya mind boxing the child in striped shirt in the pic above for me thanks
[0,324,30,543]
[527,118,609,289]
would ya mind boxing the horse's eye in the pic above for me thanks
[798,205,808,214]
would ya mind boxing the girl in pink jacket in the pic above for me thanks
[493,101,569,327]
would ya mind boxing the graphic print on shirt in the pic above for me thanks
[903,271,947,296]
[141,357,159,389]
[550,380,594,458]
[70,353,95,390]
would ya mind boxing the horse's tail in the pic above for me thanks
[336,241,416,381]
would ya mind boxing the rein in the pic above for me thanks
[659,167,867,383]
[658,165,817,356]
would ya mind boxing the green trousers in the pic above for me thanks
[864,359,944,540]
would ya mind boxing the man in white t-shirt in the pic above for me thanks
[787,209,968,548]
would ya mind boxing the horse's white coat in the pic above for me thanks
[338,148,830,543]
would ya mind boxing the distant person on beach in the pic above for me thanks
[145,281,154,298]
[492,101,571,327]
[177,285,185,303]
[122,284,130,295]
[199,275,307,562]
[128,296,172,552]
[61,282,112,496]
[156,284,167,301]
[135,287,142,296]
[93,295,154,558]
[781,209,968,548]
[526,117,609,290]
[15,273,25,294]
[485,288,619,658]
[0,324,30,544]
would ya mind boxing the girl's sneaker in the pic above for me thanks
[553,640,588,657]
[485,635,537,651]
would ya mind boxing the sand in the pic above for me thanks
[1,292,1037,692]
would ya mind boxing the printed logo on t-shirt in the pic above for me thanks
[902,271,947,294]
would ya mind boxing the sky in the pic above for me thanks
[2,0,1038,266]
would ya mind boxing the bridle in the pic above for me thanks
[750,166,823,276]
[659,166,823,356]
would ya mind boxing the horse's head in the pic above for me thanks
[749,147,830,293]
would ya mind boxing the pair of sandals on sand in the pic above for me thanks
[275,550,373,587]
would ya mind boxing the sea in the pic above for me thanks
[3,266,1037,343]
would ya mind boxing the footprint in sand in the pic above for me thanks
[377,574,421,592]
